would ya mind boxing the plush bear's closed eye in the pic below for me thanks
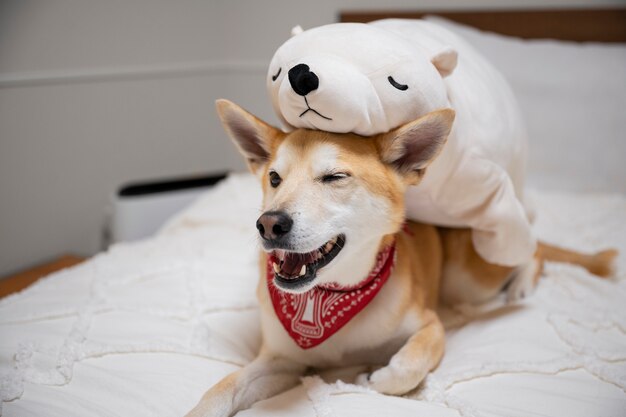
[271,68,282,82]
[388,76,408,91]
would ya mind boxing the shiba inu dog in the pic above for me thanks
[185,100,616,417]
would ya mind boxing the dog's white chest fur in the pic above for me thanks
[258,270,422,367]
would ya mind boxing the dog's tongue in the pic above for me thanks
[280,252,315,277]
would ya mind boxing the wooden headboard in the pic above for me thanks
[340,9,626,43]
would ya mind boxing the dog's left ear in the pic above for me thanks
[379,108,455,184]
[216,99,284,174]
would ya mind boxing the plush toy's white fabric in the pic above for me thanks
[267,19,535,267]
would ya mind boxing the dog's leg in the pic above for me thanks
[356,309,445,395]
[505,256,542,302]
[440,228,516,305]
[184,352,306,417]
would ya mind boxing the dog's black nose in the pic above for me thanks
[288,64,319,96]
[256,211,293,241]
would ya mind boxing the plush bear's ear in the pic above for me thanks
[215,99,284,174]
[379,109,455,184]
[431,47,458,78]
[291,25,304,36]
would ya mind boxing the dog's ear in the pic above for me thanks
[216,99,283,174]
[378,109,455,184]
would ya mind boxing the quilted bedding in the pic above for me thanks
[1,173,625,417]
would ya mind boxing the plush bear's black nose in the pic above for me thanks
[288,64,319,96]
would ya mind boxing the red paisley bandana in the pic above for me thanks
[266,243,396,349]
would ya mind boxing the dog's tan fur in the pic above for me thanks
[185,100,616,417]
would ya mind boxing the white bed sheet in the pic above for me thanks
[1,173,625,417]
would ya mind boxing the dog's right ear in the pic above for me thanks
[216,99,283,174]
[378,108,455,184]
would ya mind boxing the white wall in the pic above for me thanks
[0,0,623,277]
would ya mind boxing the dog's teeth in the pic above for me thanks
[272,262,280,274]
[299,265,306,276]
[325,242,333,252]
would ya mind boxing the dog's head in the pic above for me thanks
[216,99,454,293]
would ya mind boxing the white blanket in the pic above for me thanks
[1,173,625,417]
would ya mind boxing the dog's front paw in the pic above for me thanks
[355,371,372,387]
[184,396,230,417]
[356,364,427,395]
[184,406,224,417]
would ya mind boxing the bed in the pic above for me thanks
[2,9,626,417]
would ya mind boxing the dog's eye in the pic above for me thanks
[388,76,408,91]
[269,171,282,188]
[271,68,282,82]
[321,172,350,183]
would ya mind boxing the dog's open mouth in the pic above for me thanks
[269,235,345,290]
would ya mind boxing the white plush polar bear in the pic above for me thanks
[267,19,535,267]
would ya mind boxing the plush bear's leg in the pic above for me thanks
[433,156,536,267]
